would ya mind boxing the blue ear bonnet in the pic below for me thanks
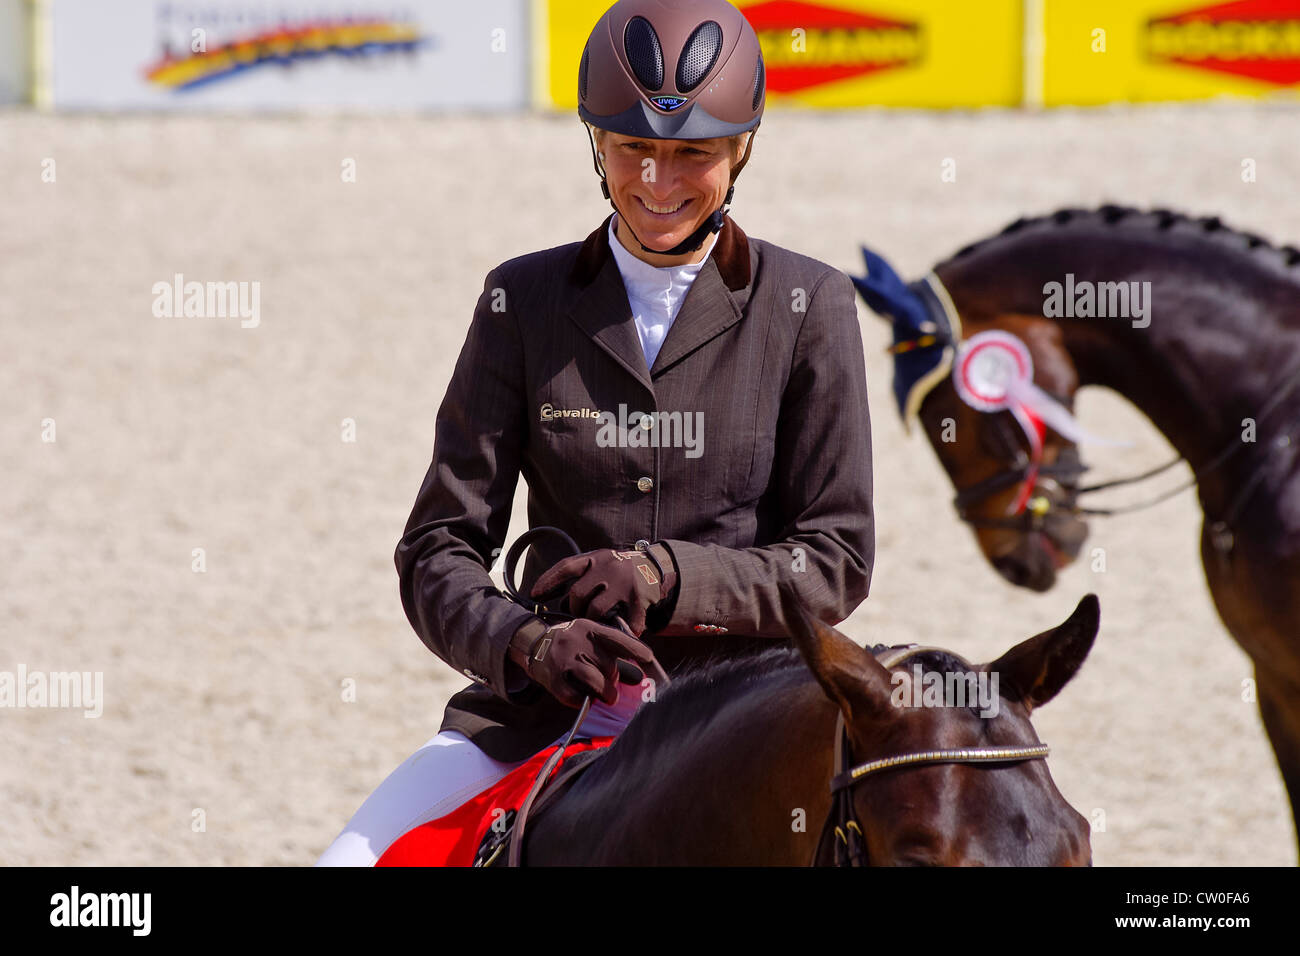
[851,245,962,429]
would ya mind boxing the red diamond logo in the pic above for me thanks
[742,1,922,94]
[1146,0,1300,86]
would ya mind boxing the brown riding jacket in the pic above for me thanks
[395,213,875,761]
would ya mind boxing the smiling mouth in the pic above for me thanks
[636,196,692,217]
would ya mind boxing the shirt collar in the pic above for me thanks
[607,214,719,286]
[569,212,752,292]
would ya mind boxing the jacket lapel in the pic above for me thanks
[566,212,755,392]
[566,235,654,394]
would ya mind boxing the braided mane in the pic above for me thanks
[941,204,1300,274]
[610,641,991,759]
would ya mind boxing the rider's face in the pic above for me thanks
[598,131,745,267]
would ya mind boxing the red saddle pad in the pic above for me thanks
[375,736,615,867]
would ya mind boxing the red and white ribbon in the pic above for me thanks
[953,331,1125,514]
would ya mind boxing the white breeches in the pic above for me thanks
[315,679,646,866]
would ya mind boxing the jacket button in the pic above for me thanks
[639,414,654,430]
[636,476,654,493]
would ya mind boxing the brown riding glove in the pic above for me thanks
[507,616,662,709]
[529,543,679,638]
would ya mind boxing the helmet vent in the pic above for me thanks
[677,21,723,93]
[579,44,590,100]
[624,16,665,91]
[752,56,765,112]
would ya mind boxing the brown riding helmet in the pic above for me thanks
[579,0,765,175]
[578,0,766,253]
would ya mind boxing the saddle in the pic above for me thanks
[472,742,610,867]
[467,524,662,866]
[375,737,612,867]
[476,645,910,868]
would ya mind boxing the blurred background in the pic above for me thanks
[2,0,1298,865]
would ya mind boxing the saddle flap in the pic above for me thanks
[478,743,611,867]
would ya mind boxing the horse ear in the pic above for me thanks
[986,594,1100,713]
[779,583,894,721]
[852,245,932,332]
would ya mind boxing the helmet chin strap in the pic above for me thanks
[613,191,731,257]
[584,122,735,258]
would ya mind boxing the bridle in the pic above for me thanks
[879,266,1300,541]
[950,400,1088,532]
[813,645,1050,867]
[950,365,1300,545]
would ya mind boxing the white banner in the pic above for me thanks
[0,0,30,103]
[50,0,528,110]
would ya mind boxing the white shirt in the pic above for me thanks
[607,214,719,371]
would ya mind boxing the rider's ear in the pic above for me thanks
[780,584,895,723]
[985,594,1099,713]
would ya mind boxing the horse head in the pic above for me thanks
[854,246,1090,591]
[782,586,1098,865]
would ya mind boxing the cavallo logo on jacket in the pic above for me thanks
[539,404,704,459]
[539,403,602,422]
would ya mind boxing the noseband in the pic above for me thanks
[952,365,1300,538]
[814,645,1051,867]
[951,404,1089,532]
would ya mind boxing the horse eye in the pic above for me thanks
[981,414,1023,457]
[977,424,1004,456]
[891,839,941,866]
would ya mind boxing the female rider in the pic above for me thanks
[317,0,874,866]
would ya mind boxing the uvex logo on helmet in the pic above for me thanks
[652,95,688,110]
[1146,0,1300,86]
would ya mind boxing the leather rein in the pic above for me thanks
[489,529,1050,868]
[951,365,1300,543]
[813,645,1050,867]
[481,526,668,868]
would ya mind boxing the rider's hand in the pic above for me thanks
[507,617,662,709]
[529,543,678,638]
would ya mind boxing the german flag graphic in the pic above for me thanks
[144,20,426,91]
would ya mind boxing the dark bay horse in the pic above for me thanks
[521,587,1098,865]
[853,205,1300,850]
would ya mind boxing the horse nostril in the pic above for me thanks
[994,554,1055,593]
[993,555,1029,587]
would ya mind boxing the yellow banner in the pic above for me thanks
[539,0,1022,110]
[1043,0,1300,104]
